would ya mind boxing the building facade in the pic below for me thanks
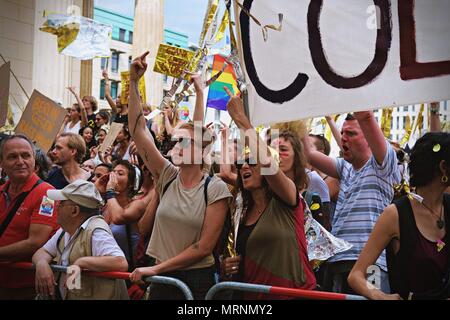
[92,6,194,110]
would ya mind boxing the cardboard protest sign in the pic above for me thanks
[15,90,67,152]
[99,122,123,153]
[120,71,146,105]
[0,62,10,128]
[234,0,450,125]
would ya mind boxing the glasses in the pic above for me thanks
[235,157,258,170]
[176,137,197,149]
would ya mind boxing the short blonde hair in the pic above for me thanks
[59,132,86,164]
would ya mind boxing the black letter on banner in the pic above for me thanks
[240,0,309,104]
[308,0,392,88]
[398,0,450,80]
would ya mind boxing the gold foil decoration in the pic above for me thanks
[40,21,80,52]
[380,108,393,138]
[400,115,412,147]
[120,71,146,105]
[214,10,229,43]
[153,43,196,78]
[199,0,220,47]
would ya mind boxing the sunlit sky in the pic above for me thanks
[94,0,208,45]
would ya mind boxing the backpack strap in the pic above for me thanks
[0,179,43,238]
[204,176,211,205]
[161,176,177,199]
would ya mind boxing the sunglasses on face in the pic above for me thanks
[176,137,196,149]
[235,157,258,170]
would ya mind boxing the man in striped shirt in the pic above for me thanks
[303,111,401,294]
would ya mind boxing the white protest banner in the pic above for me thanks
[0,62,10,127]
[234,0,450,125]
[99,122,123,153]
[15,90,67,153]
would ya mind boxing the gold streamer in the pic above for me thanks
[234,1,283,42]
[380,108,393,138]
[400,115,412,147]
[412,104,425,137]
[199,0,220,47]
[214,10,229,43]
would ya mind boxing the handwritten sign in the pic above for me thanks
[15,90,67,152]
[235,0,450,125]
[99,122,123,153]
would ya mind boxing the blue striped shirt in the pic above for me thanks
[329,141,401,271]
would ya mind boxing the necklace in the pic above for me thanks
[409,193,445,229]
[420,200,445,230]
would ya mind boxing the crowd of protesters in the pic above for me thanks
[0,52,449,300]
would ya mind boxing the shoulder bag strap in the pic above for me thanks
[0,179,43,238]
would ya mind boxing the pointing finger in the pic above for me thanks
[223,86,233,97]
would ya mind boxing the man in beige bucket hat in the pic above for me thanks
[32,180,129,300]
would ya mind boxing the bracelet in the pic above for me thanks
[105,190,117,200]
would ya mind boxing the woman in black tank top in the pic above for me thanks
[348,132,450,299]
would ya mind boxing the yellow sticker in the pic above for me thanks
[433,144,441,153]
[310,203,320,211]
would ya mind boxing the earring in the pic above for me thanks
[442,175,449,184]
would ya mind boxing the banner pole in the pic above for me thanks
[0,53,30,100]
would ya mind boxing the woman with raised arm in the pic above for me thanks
[348,132,450,300]
[67,86,98,129]
[128,52,232,300]
[103,70,129,124]
[221,89,316,299]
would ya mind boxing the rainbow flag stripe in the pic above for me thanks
[206,54,240,111]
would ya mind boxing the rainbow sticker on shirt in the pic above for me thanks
[39,196,55,217]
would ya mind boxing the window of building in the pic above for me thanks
[100,57,108,70]
[129,31,133,44]
[111,52,119,73]
[100,80,119,100]
[111,81,118,99]
[100,80,106,100]
[119,28,126,42]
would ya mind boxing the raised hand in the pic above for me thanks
[102,69,109,80]
[130,51,149,82]
[66,86,77,95]
[224,87,250,129]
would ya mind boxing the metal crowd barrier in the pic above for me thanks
[205,281,367,300]
[0,262,194,300]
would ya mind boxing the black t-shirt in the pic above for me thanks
[87,113,96,129]
[113,113,128,124]
[46,167,94,189]
[46,167,69,189]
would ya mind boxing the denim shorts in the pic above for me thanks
[149,266,216,300]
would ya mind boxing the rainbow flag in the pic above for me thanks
[206,54,240,111]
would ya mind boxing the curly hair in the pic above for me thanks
[409,132,450,188]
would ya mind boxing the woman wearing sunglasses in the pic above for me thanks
[127,52,232,300]
[220,88,316,299]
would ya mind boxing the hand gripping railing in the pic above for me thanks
[0,262,194,300]
[205,281,367,300]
